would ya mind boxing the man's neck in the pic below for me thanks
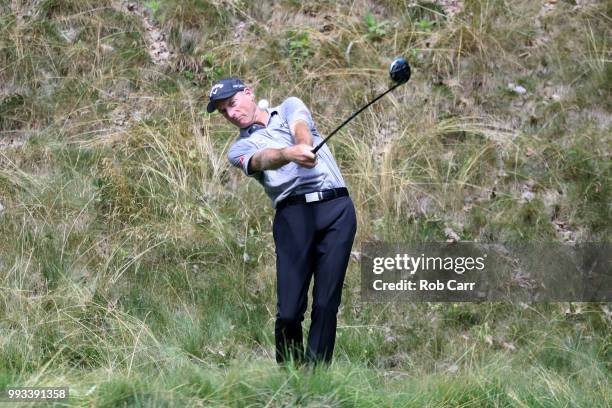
[253,109,269,127]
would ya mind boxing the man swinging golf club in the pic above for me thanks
[208,57,410,367]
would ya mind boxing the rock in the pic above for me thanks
[234,21,246,40]
[601,304,612,320]
[521,190,535,202]
[383,326,397,343]
[437,0,464,18]
[447,364,459,374]
[564,304,584,316]
[100,44,115,53]
[542,189,561,218]
[0,202,4,214]
[60,28,79,43]
[507,83,527,95]
[444,227,460,242]
[514,85,527,95]
[519,181,536,203]
[552,220,576,243]
[417,196,432,215]
[442,151,454,162]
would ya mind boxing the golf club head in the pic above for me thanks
[389,57,411,84]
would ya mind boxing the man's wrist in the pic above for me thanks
[280,147,290,162]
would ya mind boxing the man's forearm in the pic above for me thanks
[291,120,313,146]
[249,148,290,172]
[249,143,316,172]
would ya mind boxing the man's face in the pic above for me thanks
[215,88,257,129]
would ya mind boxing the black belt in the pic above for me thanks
[277,187,349,209]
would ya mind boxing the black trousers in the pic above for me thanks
[273,195,357,365]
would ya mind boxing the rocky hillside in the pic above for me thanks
[0,0,610,406]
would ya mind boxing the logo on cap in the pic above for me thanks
[209,84,224,97]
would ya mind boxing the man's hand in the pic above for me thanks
[282,144,317,168]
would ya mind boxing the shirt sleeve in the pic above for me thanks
[280,96,314,129]
[227,138,261,177]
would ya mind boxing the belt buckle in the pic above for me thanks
[305,192,322,203]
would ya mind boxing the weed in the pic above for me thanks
[364,12,388,41]
[144,1,160,16]
[287,30,312,63]
[417,17,434,32]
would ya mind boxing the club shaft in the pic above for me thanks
[311,82,402,154]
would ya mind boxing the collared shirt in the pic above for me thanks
[227,97,346,208]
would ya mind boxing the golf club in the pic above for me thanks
[311,57,411,154]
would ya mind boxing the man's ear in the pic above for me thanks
[243,87,255,100]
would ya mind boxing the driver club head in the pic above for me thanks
[312,56,412,154]
[389,57,411,84]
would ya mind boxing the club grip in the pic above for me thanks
[311,143,323,154]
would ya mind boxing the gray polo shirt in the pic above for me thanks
[227,97,346,208]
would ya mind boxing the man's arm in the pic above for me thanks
[281,97,315,147]
[290,120,313,146]
[245,97,317,172]
[249,144,316,172]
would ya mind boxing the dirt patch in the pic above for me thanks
[112,1,174,66]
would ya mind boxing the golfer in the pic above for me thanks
[207,78,357,366]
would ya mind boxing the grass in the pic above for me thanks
[0,0,611,406]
